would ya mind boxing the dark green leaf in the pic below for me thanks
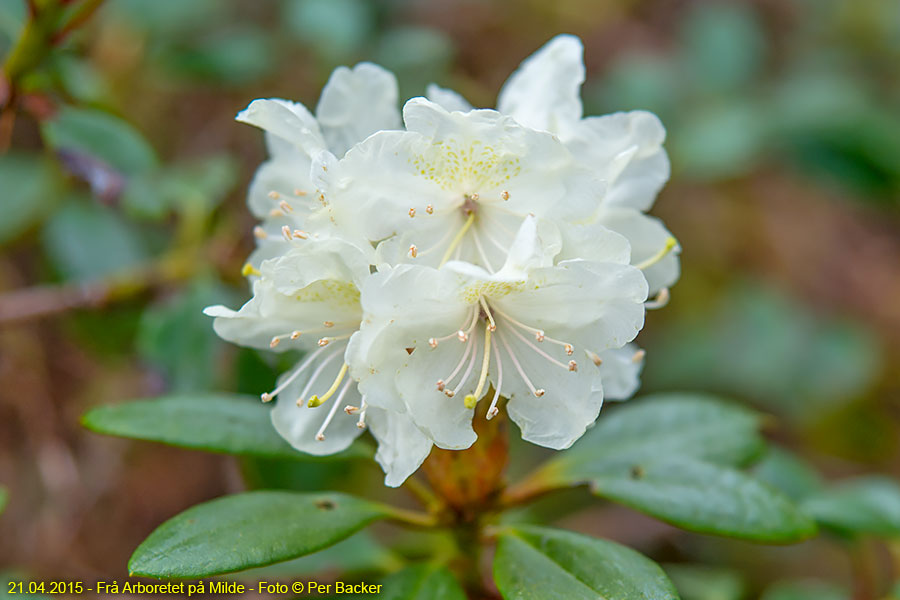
[378,564,467,600]
[494,526,678,600]
[753,448,823,502]
[759,580,849,600]
[81,394,372,461]
[0,154,57,245]
[544,393,764,486]
[240,531,400,577]
[128,491,390,577]
[590,457,817,543]
[42,107,157,175]
[802,476,900,537]
[41,200,146,281]
[0,485,7,514]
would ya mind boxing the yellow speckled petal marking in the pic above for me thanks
[411,138,522,191]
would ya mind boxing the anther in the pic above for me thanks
[270,337,281,348]
[501,190,509,200]
[436,379,445,391]
[568,360,578,372]
[268,190,280,199]
[294,188,307,196]
[632,349,646,363]
[290,331,301,339]
[469,192,480,201]
[426,204,434,214]
[488,406,499,418]
[269,209,285,218]
[281,225,292,241]
[344,405,359,415]
[293,230,308,239]
[242,263,261,277]
[409,208,416,218]
[323,321,334,328]
[409,244,418,258]
[590,352,603,366]
[535,331,545,342]
[444,389,455,398]
[253,226,268,239]
[457,330,468,342]
[534,389,545,397]
[318,338,330,347]
[315,433,325,441]
[429,338,438,348]
[564,344,574,356]
[260,392,273,403]
[279,199,293,212]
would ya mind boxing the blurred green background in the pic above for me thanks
[0,0,898,597]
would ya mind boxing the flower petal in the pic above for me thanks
[426,83,473,113]
[366,408,433,487]
[237,98,326,155]
[497,34,585,135]
[316,63,402,157]
[593,343,644,401]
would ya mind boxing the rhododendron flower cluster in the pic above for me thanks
[205,35,679,486]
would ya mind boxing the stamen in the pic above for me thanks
[269,208,285,218]
[491,306,574,353]
[487,333,504,420]
[428,306,479,346]
[457,330,468,342]
[439,212,476,267]
[260,345,330,402]
[357,402,367,429]
[428,338,438,348]
[294,188,307,196]
[468,192,480,202]
[314,379,352,441]
[564,344,574,356]
[253,226,268,239]
[242,263,261,277]
[632,349,646,363]
[587,351,603,367]
[296,348,344,406]
[568,360,578,371]
[635,237,678,270]
[645,288,670,310]
[496,329,543,398]
[450,334,480,398]
[344,405,359,414]
[501,190,509,200]
[290,331,301,339]
[269,336,281,348]
[293,230,308,239]
[307,363,350,407]
[438,335,475,394]
[409,244,418,258]
[279,199,293,213]
[409,208,416,218]
[281,225,292,241]
[479,297,497,332]
[426,204,434,214]
[323,321,334,328]
[471,227,495,273]
[268,190,281,199]
[318,338,330,347]
[502,318,573,371]
[464,323,492,409]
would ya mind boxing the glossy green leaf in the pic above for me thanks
[41,200,146,281]
[590,457,817,543]
[42,107,157,175]
[81,394,372,461]
[544,393,764,485]
[802,476,900,537]
[0,154,57,245]
[753,448,823,502]
[128,491,390,577]
[494,526,679,600]
[378,564,467,600]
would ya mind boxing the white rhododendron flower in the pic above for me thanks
[206,34,679,486]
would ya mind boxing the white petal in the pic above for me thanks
[246,152,315,218]
[555,220,632,265]
[497,34,585,135]
[237,98,326,155]
[593,343,644,401]
[316,63,402,157]
[366,408,433,487]
[260,237,373,292]
[270,358,364,455]
[567,111,669,211]
[425,83,473,113]
[595,206,680,296]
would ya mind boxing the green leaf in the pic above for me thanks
[759,580,849,600]
[494,526,678,600]
[128,491,390,577]
[42,107,157,175]
[283,0,373,60]
[544,393,764,485]
[378,564,467,600]
[753,448,823,502]
[81,394,371,461]
[41,200,146,281]
[802,476,900,537]
[0,154,57,245]
[590,457,817,543]
[664,564,745,600]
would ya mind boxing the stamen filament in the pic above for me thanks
[502,317,572,370]
[496,329,544,398]
[471,226,495,273]
[315,379,353,441]
[261,345,329,402]
[479,296,497,332]
[490,306,573,352]
[439,335,475,393]
[307,362,349,407]
[357,401,368,429]
[635,237,678,270]
[297,348,344,406]
[645,287,670,310]
[451,334,480,398]
[439,212,476,267]
[465,323,492,409]
[487,333,504,419]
